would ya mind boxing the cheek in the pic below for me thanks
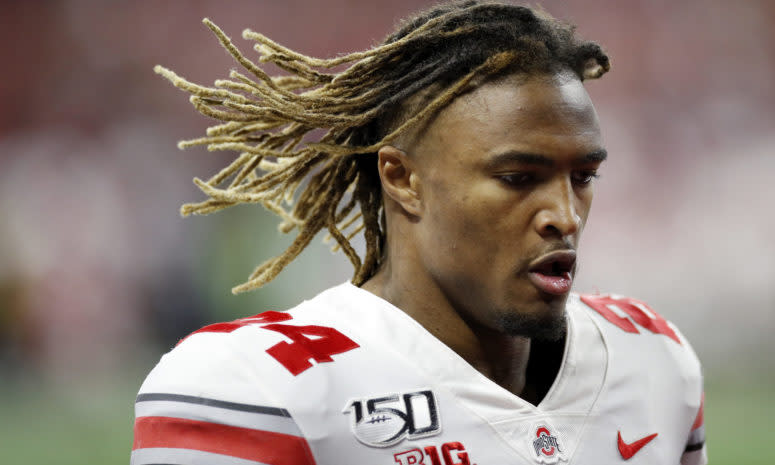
[420,194,486,262]
[425,192,518,266]
[576,188,594,224]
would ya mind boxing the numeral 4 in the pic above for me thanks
[262,323,359,375]
[180,311,359,375]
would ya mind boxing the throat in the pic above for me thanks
[519,334,566,406]
[474,328,567,405]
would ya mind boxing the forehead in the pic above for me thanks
[410,72,602,162]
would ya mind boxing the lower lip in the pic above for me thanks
[528,271,573,296]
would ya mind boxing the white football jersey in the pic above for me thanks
[132,282,706,465]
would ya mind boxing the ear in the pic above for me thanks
[377,145,422,216]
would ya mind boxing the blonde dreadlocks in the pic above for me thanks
[155,0,610,294]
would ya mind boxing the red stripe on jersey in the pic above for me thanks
[692,393,705,430]
[133,416,316,465]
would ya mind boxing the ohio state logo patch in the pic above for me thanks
[531,424,567,464]
[342,389,440,447]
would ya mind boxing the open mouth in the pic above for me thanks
[533,259,573,277]
[527,250,576,295]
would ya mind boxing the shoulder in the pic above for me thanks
[571,292,700,360]
[137,282,365,398]
[569,293,706,462]
[132,312,318,465]
[569,292,704,434]
[570,292,702,384]
[132,283,363,465]
[569,292,703,397]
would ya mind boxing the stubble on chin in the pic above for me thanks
[496,304,568,341]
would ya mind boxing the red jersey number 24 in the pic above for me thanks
[183,311,359,375]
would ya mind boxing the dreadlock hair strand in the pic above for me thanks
[157,1,611,293]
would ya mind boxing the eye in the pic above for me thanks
[571,170,600,186]
[497,173,537,187]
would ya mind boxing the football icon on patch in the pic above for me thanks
[343,389,441,448]
[353,410,407,446]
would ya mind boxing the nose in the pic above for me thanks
[534,178,581,238]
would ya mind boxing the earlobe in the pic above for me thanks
[377,145,422,216]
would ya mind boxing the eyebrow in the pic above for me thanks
[485,149,608,169]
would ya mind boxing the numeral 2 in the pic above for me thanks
[580,295,681,345]
[181,311,359,375]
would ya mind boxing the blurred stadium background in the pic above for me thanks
[1,0,772,463]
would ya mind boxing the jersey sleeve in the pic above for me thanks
[131,327,318,465]
[680,392,707,465]
[578,293,707,464]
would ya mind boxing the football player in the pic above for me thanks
[133,1,706,464]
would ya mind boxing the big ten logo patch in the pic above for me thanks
[393,442,474,465]
[531,425,566,464]
[343,389,440,447]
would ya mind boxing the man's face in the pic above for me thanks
[407,71,605,339]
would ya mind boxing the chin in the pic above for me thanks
[496,299,568,341]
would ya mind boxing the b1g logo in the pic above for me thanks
[343,389,440,447]
[394,442,473,465]
[531,425,566,464]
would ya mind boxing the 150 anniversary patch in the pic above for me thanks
[343,389,441,447]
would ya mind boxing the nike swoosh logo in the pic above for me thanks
[617,431,658,460]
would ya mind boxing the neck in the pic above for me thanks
[361,251,533,398]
